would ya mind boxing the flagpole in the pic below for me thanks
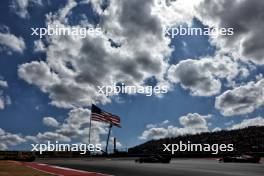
[105,123,112,154]
[88,113,92,144]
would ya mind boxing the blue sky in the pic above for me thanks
[0,0,264,151]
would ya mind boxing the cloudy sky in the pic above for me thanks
[0,0,264,151]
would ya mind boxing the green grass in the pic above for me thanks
[0,161,54,176]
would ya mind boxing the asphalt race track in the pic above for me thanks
[37,158,264,176]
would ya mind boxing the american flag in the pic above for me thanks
[91,104,121,127]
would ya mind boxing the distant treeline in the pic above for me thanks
[1,126,263,159]
[128,126,264,157]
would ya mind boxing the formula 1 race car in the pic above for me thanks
[219,155,260,163]
[0,151,35,162]
[135,155,171,163]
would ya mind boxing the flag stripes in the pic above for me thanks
[91,104,121,127]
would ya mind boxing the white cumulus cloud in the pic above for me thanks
[139,113,211,140]
[43,117,60,128]
[230,117,264,130]
[216,79,264,116]
[0,32,26,54]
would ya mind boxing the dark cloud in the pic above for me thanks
[197,0,264,64]
[118,0,162,38]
